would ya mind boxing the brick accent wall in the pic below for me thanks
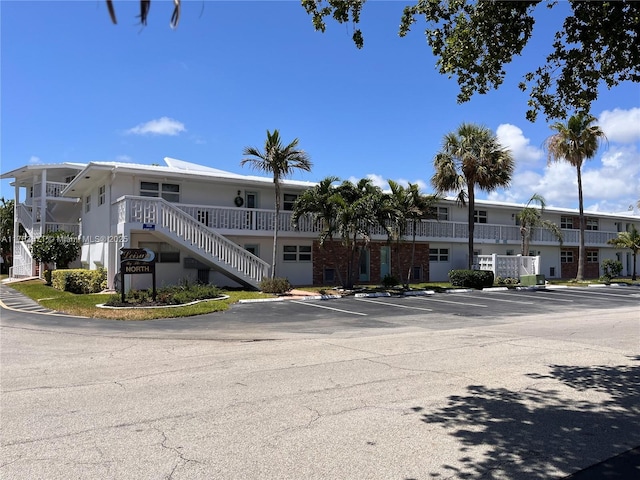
[560,247,601,279]
[312,240,430,286]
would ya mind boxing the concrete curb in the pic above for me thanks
[403,290,435,296]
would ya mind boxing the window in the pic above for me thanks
[283,194,298,211]
[561,216,573,229]
[474,210,487,223]
[245,244,259,256]
[436,207,449,221]
[140,182,180,202]
[586,218,599,231]
[561,250,574,263]
[65,175,76,184]
[283,245,312,262]
[429,248,449,262]
[85,195,91,213]
[98,185,106,206]
[506,249,514,256]
[138,242,180,263]
[587,250,599,263]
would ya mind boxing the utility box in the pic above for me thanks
[520,274,545,286]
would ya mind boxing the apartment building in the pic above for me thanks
[3,158,638,289]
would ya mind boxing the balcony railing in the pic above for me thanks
[32,181,70,198]
[113,197,620,247]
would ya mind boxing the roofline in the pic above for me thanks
[0,162,86,180]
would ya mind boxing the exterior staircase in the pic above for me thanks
[116,196,270,289]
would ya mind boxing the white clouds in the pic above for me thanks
[496,124,543,166]
[489,144,640,213]
[598,107,640,144]
[115,154,133,163]
[28,156,42,164]
[126,117,186,136]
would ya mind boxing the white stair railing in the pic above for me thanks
[10,241,35,278]
[16,204,34,238]
[120,196,270,288]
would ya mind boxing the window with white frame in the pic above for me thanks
[560,216,573,229]
[138,241,180,263]
[140,181,180,202]
[98,185,106,206]
[586,218,599,231]
[587,250,599,263]
[283,193,298,211]
[474,210,487,223]
[429,248,449,262]
[283,245,311,262]
[436,207,449,221]
[85,195,91,213]
[560,250,574,263]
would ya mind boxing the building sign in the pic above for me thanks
[120,248,157,302]
[143,223,155,230]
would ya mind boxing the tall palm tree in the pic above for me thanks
[517,193,563,256]
[241,129,312,279]
[607,224,639,280]
[431,123,514,269]
[544,113,606,281]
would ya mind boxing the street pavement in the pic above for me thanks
[1,284,639,479]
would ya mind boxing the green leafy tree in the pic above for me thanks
[303,0,639,122]
[544,113,606,281]
[517,193,563,256]
[241,129,312,279]
[607,224,640,281]
[31,231,81,269]
[0,198,15,273]
[431,123,514,269]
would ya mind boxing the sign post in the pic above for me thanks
[119,248,157,303]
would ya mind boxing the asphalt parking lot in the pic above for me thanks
[1,284,639,479]
[225,285,640,333]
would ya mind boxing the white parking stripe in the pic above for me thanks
[560,289,640,299]
[290,300,368,316]
[356,298,433,311]
[463,294,534,305]
[416,297,488,308]
[545,289,636,300]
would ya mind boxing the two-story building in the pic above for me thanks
[3,157,638,290]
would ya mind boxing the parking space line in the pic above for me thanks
[524,293,575,303]
[416,297,488,308]
[356,298,433,311]
[465,293,534,305]
[290,300,368,316]
[563,289,640,299]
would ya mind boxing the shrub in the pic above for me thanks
[51,268,107,294]
[495,276,519,286]
[43,269,52,286]
[449,269,494,289]
[260,277,292,294]
[600,259,623,283]
[104,283,222,307]
[382,274,399,289]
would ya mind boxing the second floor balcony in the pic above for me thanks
[113,196,621,248]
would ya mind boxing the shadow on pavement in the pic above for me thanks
[413,356,640,479]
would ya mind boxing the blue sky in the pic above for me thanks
[2,1,639,213]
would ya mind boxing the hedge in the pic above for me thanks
[51,268,108,294]
[448,269,494,289]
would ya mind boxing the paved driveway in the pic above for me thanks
[1,284,639,479]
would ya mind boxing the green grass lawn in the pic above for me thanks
[6,280,272,320]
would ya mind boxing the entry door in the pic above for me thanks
[359,247,370,282]
[245,192,257,229]
[380,246,391,279]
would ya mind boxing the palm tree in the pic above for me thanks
[385,181,438,288]
[292,176,344,286]
[607,224,639,280]
[241,129,312,279]
[431,123,514,269]
[517,193,563,256]
[544,113,606,281]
